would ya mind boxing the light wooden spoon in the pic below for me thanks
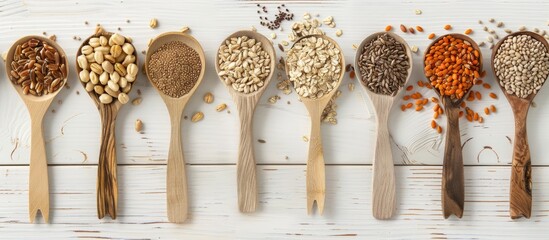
[491,31,549,219]
[215,30,276,213]
[354,32,413,220]
[285,35,345,215]
[424,34,483,219]
[5,36,69,223]
[145,32,206,223]
[76,32,138,219]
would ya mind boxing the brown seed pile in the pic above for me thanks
[358,33,410,95]
[9,38,67,96]
[148,41,202,98]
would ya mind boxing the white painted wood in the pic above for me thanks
[2,165,549,239]
[0,0,546,166]
[1,0,549,238]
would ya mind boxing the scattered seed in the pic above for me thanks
[216,103,227,112]
[132,97,142,105]
[409,27,415,34]
[505,29,513,34]
[489,18,495,23]
[203,92,214,104]
[411,45,419,53]
[191,112,204,122]
[437,125,442,133]
[443,24,452,30]
[416,26,424,32]
[489,92,497,99]
[385,25,392,31]
[258,139,266,143]
[464,29,473,35]
[270,32,277,39]
[335,29,343,37]
[400,24,407,32]
[149,18,158,28]
[428,33,435,39]
[497,22,504,28]
[348,83,355,91]
[135,119,143,132]
[519,26,526,31]
[415,9,422,15]
[303,136,309,142]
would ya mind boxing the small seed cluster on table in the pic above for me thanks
[358,33,410,95]
[217,36,271,94]
[493,34,549,98]
[9,38,67,96]
[286,36,342,99]
[148,41,202,98]
[77,33,138,104]
[424,35,481,100]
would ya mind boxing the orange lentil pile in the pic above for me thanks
[401,73,499,134]
[424,35,481,100]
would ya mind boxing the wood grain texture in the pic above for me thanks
[96,104,120,220]
[490,31,549,219]
[215,30,276,213]
[441,99,465,219]
[4,35,69,223]
[1,0,549,166]
[367,93,397,220]
[145,32,206,223]
[4,165,549,239]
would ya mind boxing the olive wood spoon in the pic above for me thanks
[215,30,276,213]
[491,31,549,219]
[5,36,69,223]
[355,32,413,219]
[424,34,483,219]
[76,32,138,219]
[146,32,206,223]
[286,35,345,215]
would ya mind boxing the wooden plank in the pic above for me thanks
[0,0,548,166]
[1,165,549,238]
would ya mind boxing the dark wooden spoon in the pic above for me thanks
[491,31,549,219]
[424,34,483,219]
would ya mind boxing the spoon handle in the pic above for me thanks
[510,107,532,219]
[166,108,188,222]
[371,97,396,220]
[29,113,50,223]
[441,104,464,219]
[236,99,258,213]
[306,114,326,215]
[97,106,119,219]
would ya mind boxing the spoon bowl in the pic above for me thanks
[423,33,483,219]
[286,34,345,215]
[491,31,549,219]
[5,35,69,223]
[76,31,138,219]
[215,30,276,213]
[146,31,206,223]
[354,32,413,219]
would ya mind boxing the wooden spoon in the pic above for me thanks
[354,32,413,219]
[491,31,549,219]
[5,36,69,223]
[76,32,138,219]
[285,35,345,215]
[214,30,276,213]
[145,32,206,223]
[423,34,483,219]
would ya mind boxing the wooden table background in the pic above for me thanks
[1,0,549,239]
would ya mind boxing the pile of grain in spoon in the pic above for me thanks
[357,33,410,95]
[286,36,342,99]
[493,34,549,98]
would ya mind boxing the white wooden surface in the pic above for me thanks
[1,0,549,238]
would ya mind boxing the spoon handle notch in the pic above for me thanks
[97,105,119,219]
[29,108,50,223]
[441,101,464,219]
[166,104,189,222]
[236,97,258,213]
[306,111,326,215]
[510,103,532,219]
[370,95,396,220]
